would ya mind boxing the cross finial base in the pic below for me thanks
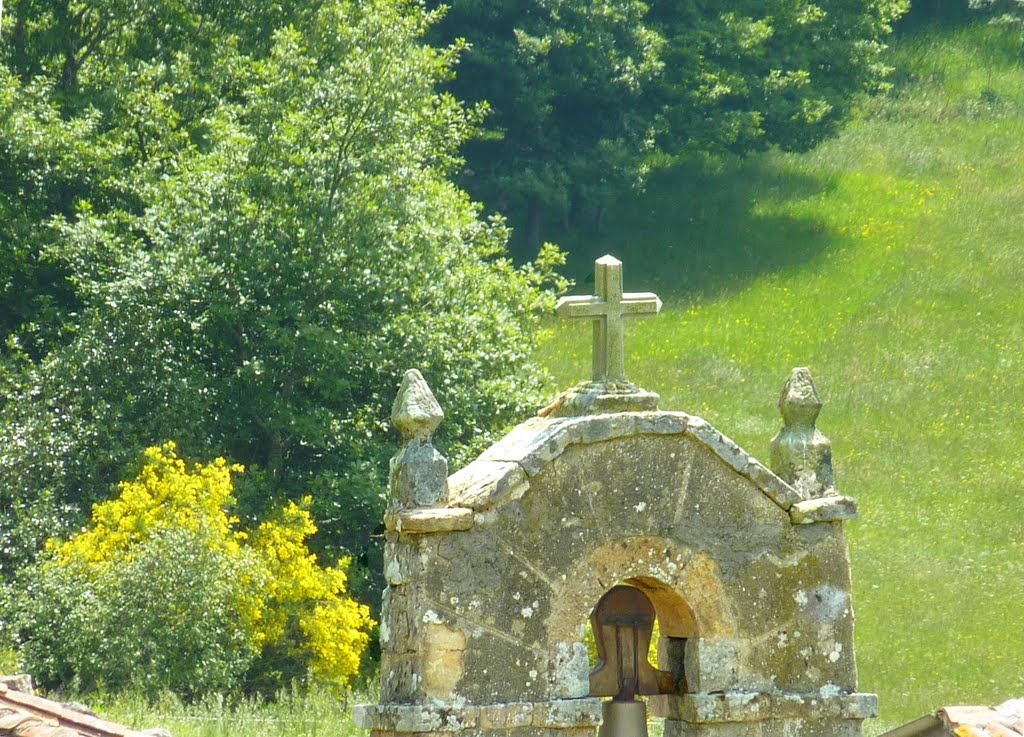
[538,381,660,418]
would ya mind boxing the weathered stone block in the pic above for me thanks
[635,411,691,436]
[771,430,835,498]
[544,382,661,417]
[378,652,421,704]
[478,417,579,473]
[789,496,858,524]
[449,461,529,511]
[684,639,741,693]
[664,715,867,737]
[390,441,449,507]
[378,621,468,703]
[577,413,638,444]
[652,691,878,723]
[770,368,838,500]
[383,535,434,586]
[685,418,750,475]
[742,459,804,510]
[391,369,444,441]
[549,641,591,699]
[658,636,689,693]
[535,699,603,728]
[354,704,475,732]
[385,507,474,534]
[459,630,548,703]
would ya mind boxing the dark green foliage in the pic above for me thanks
[429,0,908,245]
[901,0,972,26]
[649,0,909,156]
[969,0,1024,29]
[428,0,662,247]
[0,0,565,592]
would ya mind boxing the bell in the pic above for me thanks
[589,586,670,737]
[598,700,648,737]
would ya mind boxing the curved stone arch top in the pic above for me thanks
[545,538,734,646]
[449,411,805,514]
[361,409,875,737]
[546,536,735,641]
[544,536,738,699]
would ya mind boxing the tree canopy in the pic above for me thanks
[0,0,565,598]
[429,0,909,245]
[427,0,663,245]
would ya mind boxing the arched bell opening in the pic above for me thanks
[623,575,697,694]
[544,538,727,704]
[584,582,698,737]
[581,578,698,696]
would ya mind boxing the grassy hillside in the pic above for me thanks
[538,22,1024,732]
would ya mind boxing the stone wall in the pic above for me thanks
[355,370,875,737]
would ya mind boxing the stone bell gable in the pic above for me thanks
[356,257,875,737]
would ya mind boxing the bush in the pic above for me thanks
[8,443,372,697]
[15,527,260,695]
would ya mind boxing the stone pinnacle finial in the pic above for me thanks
[778,367,822,428]
[389,369,448,508]
[391,369,443,441]
[770,367,836,499]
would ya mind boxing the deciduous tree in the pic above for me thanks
[0,0,566,601]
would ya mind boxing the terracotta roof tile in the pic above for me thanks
[883,700,1024,737]
[941,701,1024,737]
[0,684,150,737]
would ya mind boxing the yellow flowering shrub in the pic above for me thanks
[56,443,246,564]
[36,442,373,693]
[249,498,373,688]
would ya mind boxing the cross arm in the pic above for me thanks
[555,295,605,319]
[620,292,662,315]
[555,292,662,320]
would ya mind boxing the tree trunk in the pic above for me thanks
[61,52,79,93]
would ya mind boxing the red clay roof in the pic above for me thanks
[883,701,1024,737]
[0,683,148,737]
[942,702,1024,737]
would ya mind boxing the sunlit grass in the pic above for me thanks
[539,22,1024,732]
[85,687,367,737]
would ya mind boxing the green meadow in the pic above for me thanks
[71,20,1024,737]
[539,21,1024,734]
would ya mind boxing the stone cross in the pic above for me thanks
[556,255,661,383]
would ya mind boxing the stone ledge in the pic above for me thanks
[742,459,805,511]
[448,461,529,511]
[650,691,878,723]
[384,507,474,534]
[789,496,859,525]
[352,699,603,732]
